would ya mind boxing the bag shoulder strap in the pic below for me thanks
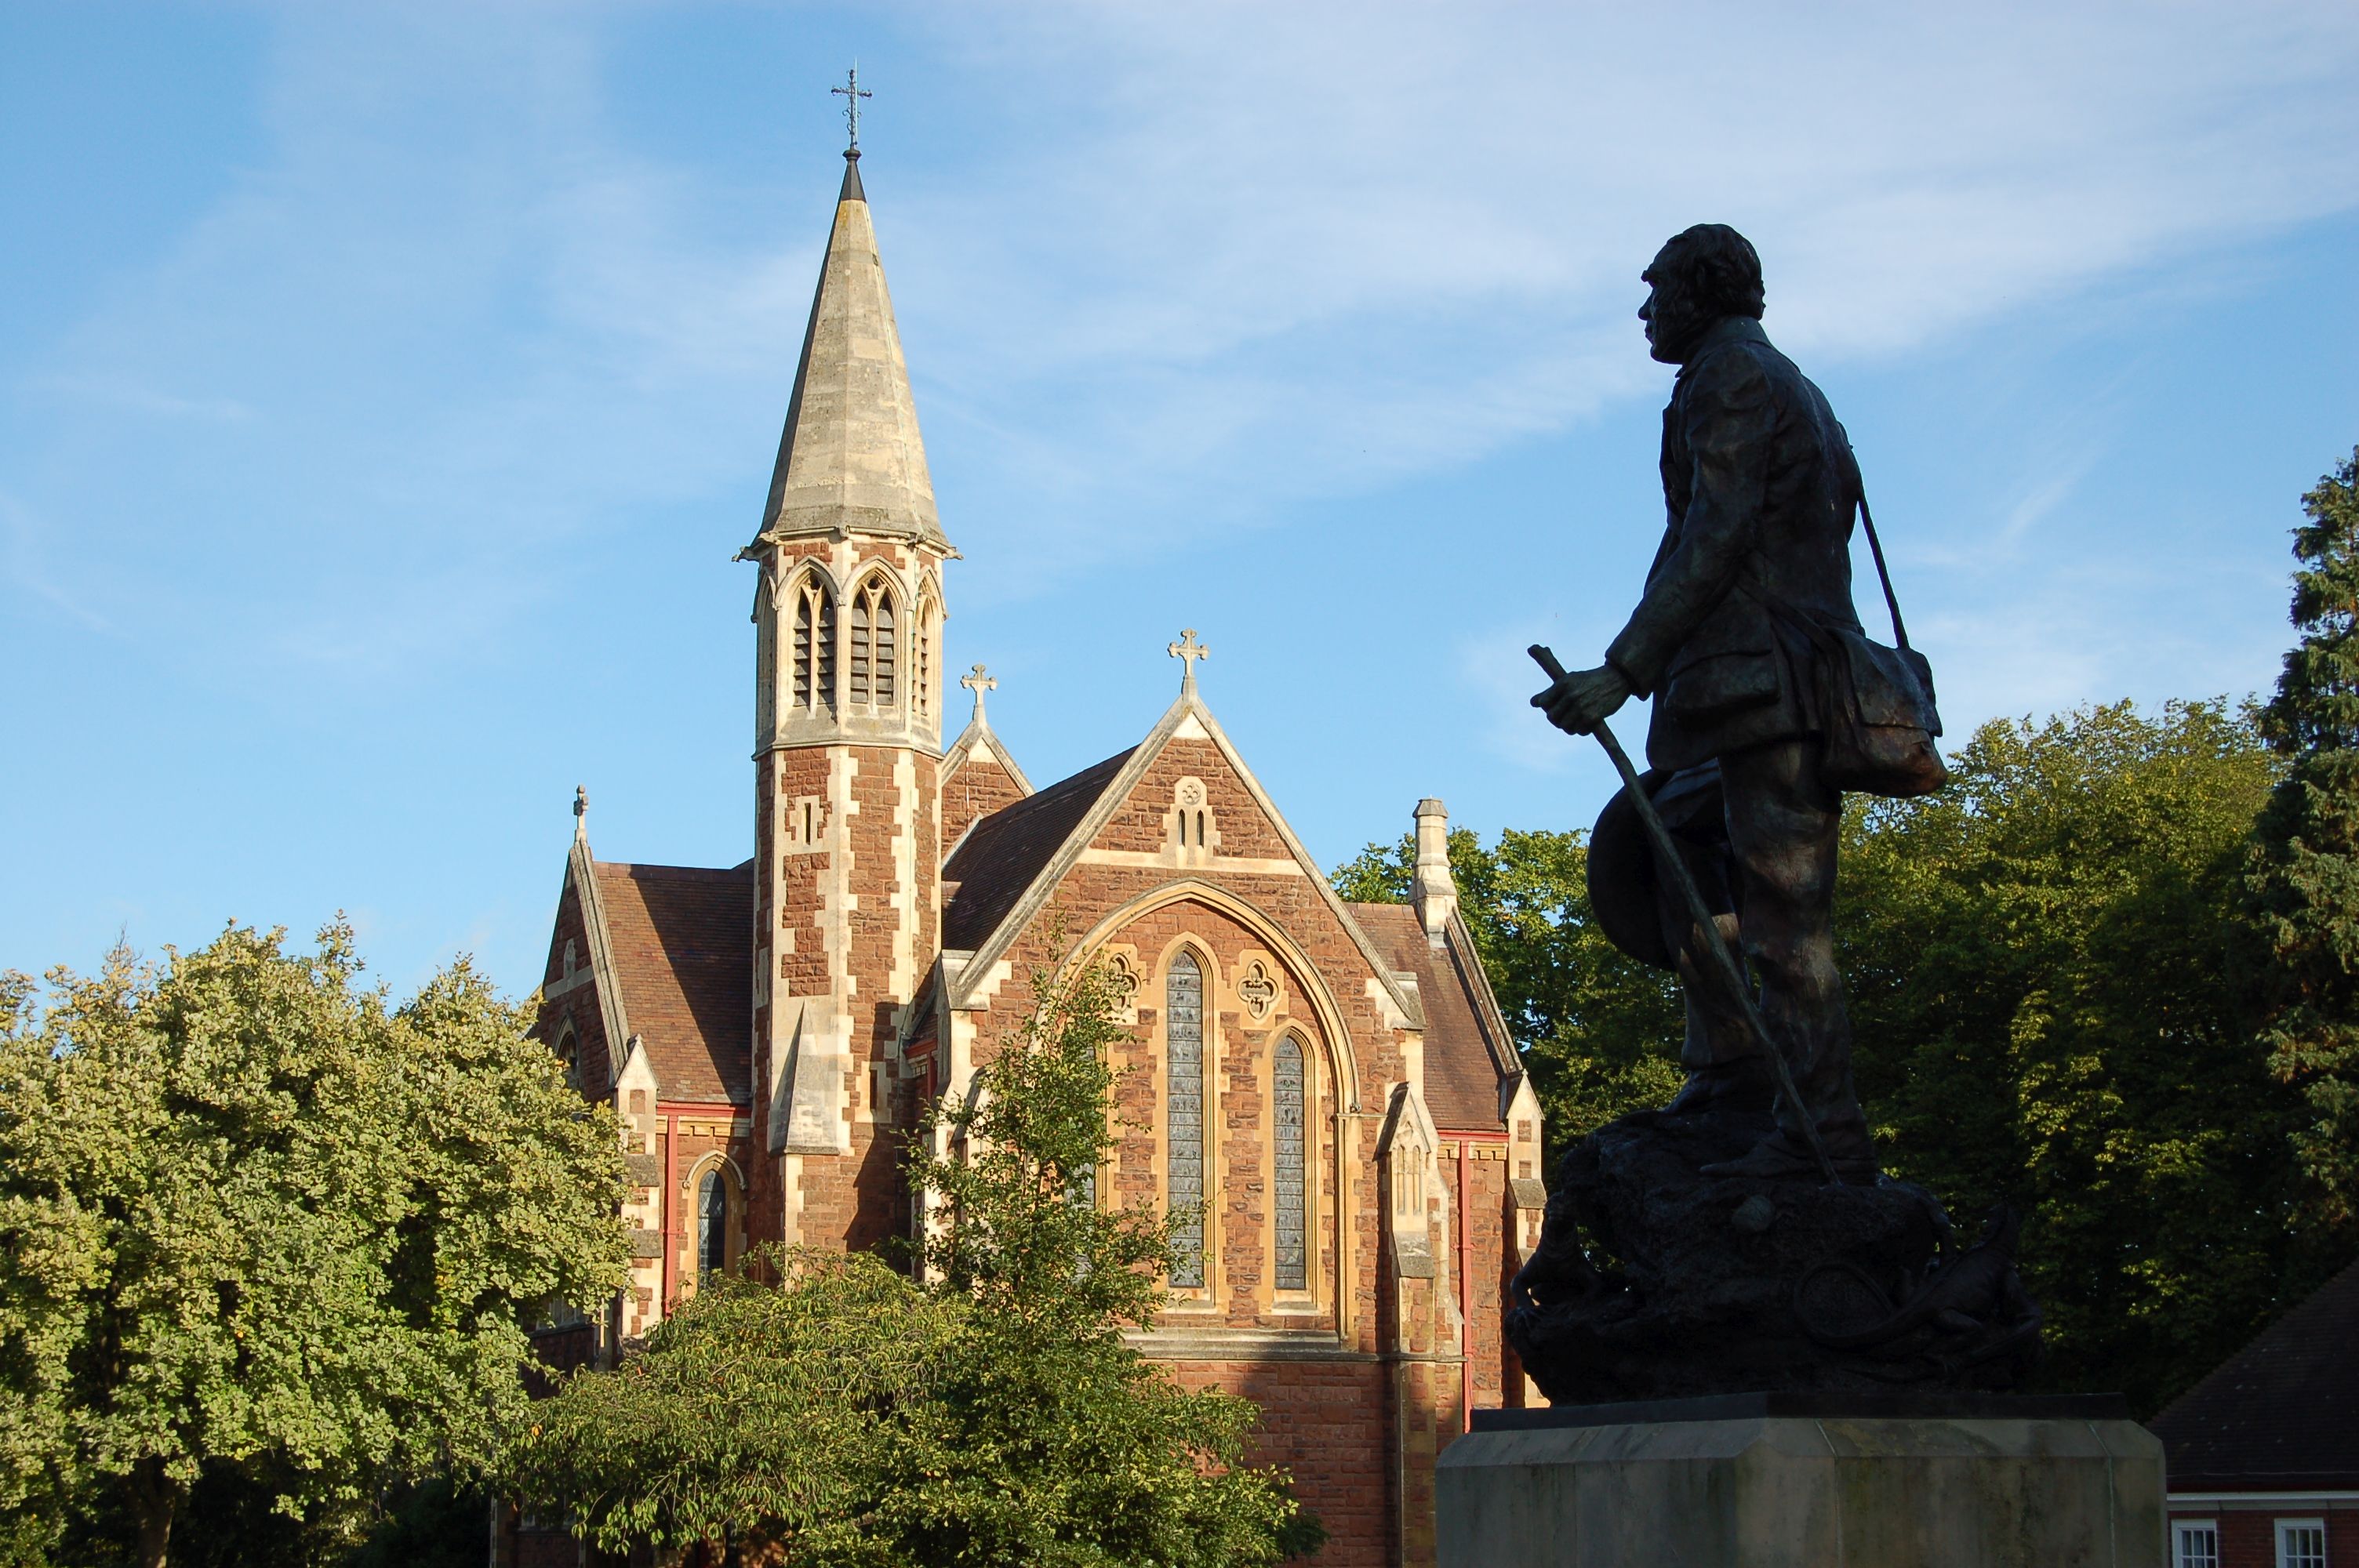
[1852,455,1910,653]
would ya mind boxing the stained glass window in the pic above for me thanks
[1274,1036,1307,1291]
[696,1171,728,1279]
[1167,952,1205,1288]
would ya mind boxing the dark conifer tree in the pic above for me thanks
[2251,446,2359,1240]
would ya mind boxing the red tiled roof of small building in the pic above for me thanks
[1350,901,1515,1131]
[2151,1258,2359,1490]
[591,860,753,1106]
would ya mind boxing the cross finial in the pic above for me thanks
[1167,628,1209,691]
[572,784,588,841]
[959,662,998,724]
[831,64,873,155]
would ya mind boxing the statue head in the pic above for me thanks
[1640,224,1765,365]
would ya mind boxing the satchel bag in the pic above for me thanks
[1788,482,1949,798]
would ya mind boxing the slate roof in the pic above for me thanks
[941,747,1136,951]
[1350,902,1515,1131]
[2151,1259,2359,1490]
[591,860,753,1105]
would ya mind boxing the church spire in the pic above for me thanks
[751,128,945,551]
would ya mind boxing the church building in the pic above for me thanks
[514,143,1544,1568]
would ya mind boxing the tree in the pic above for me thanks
[2250,446,2359,1247]
[1840,702,2301,1410]
[1340,701,2319,1412]
[0,925,628,1568]
[506,959,1322,1566]
[1331,826,1680,1147]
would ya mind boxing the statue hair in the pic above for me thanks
[1661,224,1766,321]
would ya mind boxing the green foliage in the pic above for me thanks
[0,925,629,1567]
[507,960,1322,1567]
[1840,702,2303,1410]
[2250,447,2359,1241]
[1330,827,1681,1147]
[1337,700,2333,1413]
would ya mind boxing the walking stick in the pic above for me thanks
[1528,644,1840,1187]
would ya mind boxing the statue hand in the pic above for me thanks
[1532,664,1633,735]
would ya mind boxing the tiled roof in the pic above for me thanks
[2151,1258,2359,1490]
[591,861,753,1105]
[1350,902,1513,1131]
[942,747,1136,952]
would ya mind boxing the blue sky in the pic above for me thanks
[7,2,2359,999]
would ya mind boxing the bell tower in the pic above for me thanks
[744,128,952,1252]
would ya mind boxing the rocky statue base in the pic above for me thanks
[1436,1395,2165,1568]
[1507,1111,2040,1401]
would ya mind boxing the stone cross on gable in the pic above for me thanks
[572,784,588,841]
[960,662,997,724]
[1168,628,1209,691]
[831,65,872,153]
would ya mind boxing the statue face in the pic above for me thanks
[1639,245,1712,365]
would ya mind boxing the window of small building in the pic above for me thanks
[1166,950,1206,1290]
[1274,1034,1308,1293]
[791,575,836,714]
[2173,1520,2219,1568]
[697,1170,729,1280]
[2279,1520,2328,1568]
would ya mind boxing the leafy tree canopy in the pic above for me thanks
[1335,699,2338,1413]
[0,925,629,1568]
[507,960,1323,1567]
[2250,446,2359,1240]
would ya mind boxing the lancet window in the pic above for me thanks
[791,575,835,715]
[1166,951,1206,1289]
[849,575,898,708]
[914,593,932,719]
[1274,1035,1308,1291]
[696,1169,728,1279]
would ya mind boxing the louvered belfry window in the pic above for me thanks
[791,575,835,713]
[914,597,930,717]
[1166,951,1206,1288]
[1274,1036,1307,1291]
[849,576,897,708]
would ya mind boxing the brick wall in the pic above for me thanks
[942,746,1026,849]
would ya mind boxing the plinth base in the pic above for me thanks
[1436,1396,2163,1567]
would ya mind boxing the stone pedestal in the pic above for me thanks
[1436,1394,2164,1568]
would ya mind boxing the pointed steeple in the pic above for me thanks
[752,151,946,550]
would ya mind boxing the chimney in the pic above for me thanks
[1412,798,1456,947]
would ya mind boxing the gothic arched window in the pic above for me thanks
[791,574,835,715]
[696,1169,728,1279]
[913,592,932,719]
[1166,951,1206,1288]
[1274,1035,1308,1292]
[849,575,897,708]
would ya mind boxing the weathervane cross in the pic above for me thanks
[831,65,872,153]
[1168,629,1209,691]
[960,662,997,723]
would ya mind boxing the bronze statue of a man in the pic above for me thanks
[1534,223,1874,1181]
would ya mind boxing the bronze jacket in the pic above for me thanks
[1604,315,1865,774]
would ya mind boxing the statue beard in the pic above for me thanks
[1645,281,1716,365]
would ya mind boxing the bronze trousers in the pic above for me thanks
[1653,738,1870,1158]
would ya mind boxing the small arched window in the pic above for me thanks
[1166,951,1206,1289]
[791,574,836,715]
[697,1170,729,1279]
[1274,1036,1307,1292]
[849,575,897,708]
[552,1018,580,1091]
